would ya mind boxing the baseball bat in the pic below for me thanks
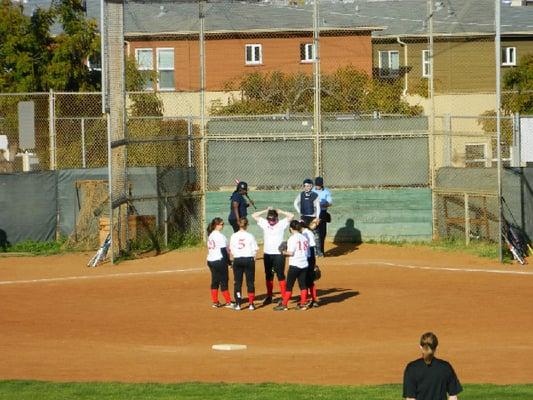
[234,178,257,209]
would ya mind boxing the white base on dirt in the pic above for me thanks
[211,344,247,351]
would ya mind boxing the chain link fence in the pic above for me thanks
[2,0,532,260]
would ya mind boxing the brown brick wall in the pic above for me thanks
[128,32,373,91]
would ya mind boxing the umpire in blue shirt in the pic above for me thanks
[312,176,332,257]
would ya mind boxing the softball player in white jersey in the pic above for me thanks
[274,220,309,311]
[206,217,234,308]
[229,218,259,310]
[301,223,319,308]
[252,207,293,305]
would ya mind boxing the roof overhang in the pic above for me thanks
[125,26,384,40]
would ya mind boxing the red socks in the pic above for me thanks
[281,289,309,305]
[211,289,219,303]
[222,290,231,304]
[266,280,274,296]
[300,289,308,305]
[279,280,287,296]
[248,292,255,304]
[282,291,292,306]
[311,285,318,301]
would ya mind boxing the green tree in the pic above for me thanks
[0,0,53,92]
[43,0,100,91]
[0,0,99,92]
[211,66,423,116]
[478,53,533,141]
[502,53,533,115]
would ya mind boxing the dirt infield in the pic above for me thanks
[1,243,532,385]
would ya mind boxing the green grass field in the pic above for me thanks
[1,381,533,400]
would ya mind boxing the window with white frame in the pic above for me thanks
[135,48,154,90]
[501,47,516,66]
[245,44,262,65]
[379,50,400,77]
[422,50,431,78]
[157,48,175,90]
[465,143,489,168]
[87,55,101,72]
[300,43,315,63]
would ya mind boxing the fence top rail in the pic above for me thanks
[208,113,427,120]
[433,188,498,197]
[436,115,514,120]
[0,91,103,96]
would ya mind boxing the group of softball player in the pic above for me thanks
[206,179,323,311]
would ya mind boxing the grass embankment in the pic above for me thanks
[366,238,509,262]
[1,381,533,400]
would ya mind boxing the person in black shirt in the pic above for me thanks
[228,181,250,232]
[403,332,462,400]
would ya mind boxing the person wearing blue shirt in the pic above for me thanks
[312,176,332,257]
[228,181,250,232]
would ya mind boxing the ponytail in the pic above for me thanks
[207,217,224,235]
[238,217,249,230]
[420,332,438,363]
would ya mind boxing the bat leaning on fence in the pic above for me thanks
[87,234,111,267]
[502,223,526,265]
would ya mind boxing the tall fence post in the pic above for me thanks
[464,193,470,246]
[313,0,322,178]
[443,114,451,166]
[199,0,207,241]
[81,117,87,168]
[48,89,56,170]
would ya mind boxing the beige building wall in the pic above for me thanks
[406,93,500,168]
[374,37,497,94]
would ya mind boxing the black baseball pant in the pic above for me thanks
[232,256,255,304]
[305,247,316,288]
[207,259,229,291]
[263,253,285,281]
[286,265,308,292]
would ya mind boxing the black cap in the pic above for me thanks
[237,181,248,191]
[303,178,313,185]
[315,176,324,186]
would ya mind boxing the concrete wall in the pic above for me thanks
[207,188,433,244]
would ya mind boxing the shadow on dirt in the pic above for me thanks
[327,219,362,257]
[317,287,360,306]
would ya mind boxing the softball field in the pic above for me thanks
[1,243,532,385]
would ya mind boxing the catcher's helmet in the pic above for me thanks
[236,181,248,191]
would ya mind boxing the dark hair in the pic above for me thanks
[238,217,249,229]
[420,332,438,362]
[315,176,324,186]
[289,219,302,232]
[237,181,248,191]
[207,217,224,235]
[266,209,278,221]
[303,178,313,185]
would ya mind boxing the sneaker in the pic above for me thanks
[212,302,221,308]
[223,302,236,309]
[248,303,256,311]
[233,304,241,311]
[262,296,272,306]
[311,300,319,308]
[295,304,308,311]
[273,304,288,311]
